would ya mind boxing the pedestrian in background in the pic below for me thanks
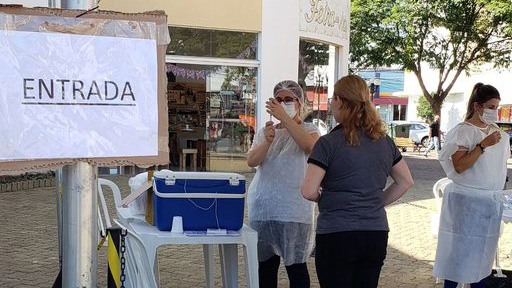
[424,114,441,156]
[301,74,414,288]
[247,80,320,288]
[433,83,510,288]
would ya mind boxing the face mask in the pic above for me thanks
[281,102,297,118]
[480,108,498,124]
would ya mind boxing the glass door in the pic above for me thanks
[167,63,257,172]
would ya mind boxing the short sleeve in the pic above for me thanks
[439,123,476,169]
[387,136,402,166]
[307,136,330,171]
[450,125,474,150]
[249,127,265,151]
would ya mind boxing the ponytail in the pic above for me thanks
[465,83,500,120]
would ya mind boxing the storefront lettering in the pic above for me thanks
[305,0,341,29]
[303,0,350,39]
[23,78,136,104]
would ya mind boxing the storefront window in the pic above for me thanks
[393,104,407,121]
[298,40,337,130]
[167,26,257,59]
[167,63,257,172]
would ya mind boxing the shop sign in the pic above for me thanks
[300,0,350,46]
[0,30,158,160]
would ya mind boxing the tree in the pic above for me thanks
[351,0,512,116]
[416,95,435,123]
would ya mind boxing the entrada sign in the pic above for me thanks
[23,78,136,105]
[0,30,158,160]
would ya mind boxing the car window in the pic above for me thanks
[411,124,423,130]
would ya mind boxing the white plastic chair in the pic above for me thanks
[431,178,452,237]
[97,178,260,288]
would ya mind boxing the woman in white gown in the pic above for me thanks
[434,83,510,288]
[246,80,319,288]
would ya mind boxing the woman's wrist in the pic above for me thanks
[280,116,294,127]
[476,143,485,154]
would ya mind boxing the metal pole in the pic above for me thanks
[60,0,97,9]
[56,169,63,267]
[62,162,98,288]
[48,0,61,8]
[58,2,99,288]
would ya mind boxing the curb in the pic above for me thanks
[0,177,55,193]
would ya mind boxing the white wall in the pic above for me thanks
[257,0,350,130]
[470,67,512,105]
[257,0,301,130]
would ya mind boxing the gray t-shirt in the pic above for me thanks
[308,125,402,234]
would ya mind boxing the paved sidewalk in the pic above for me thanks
[1,154,512,287]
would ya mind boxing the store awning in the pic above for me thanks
[373,96,408,105]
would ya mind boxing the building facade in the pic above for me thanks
[404,64,512,132]
[357,69,407,123]
[96,0,351,172]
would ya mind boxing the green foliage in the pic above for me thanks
[351,0,512,115]
[416,96,434,122]
[167,26,257,59]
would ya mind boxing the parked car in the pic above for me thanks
[389,121,431,147]
[496,122,512,151]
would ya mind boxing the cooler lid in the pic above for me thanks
[153,170,245,186]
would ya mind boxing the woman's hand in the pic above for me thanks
[264,121,275,143]
[480,131,502,148]
[266,99,289,122]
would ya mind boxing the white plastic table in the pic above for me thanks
[115,209,259,288]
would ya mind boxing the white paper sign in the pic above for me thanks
[0,30,158,160]
[299,0,350,46]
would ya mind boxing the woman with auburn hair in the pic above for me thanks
[301,74,414,288]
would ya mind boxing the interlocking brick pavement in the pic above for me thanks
[1,154,512,287]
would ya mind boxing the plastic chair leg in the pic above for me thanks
[494,244,506,278]
[243,231,259,288]
[220,244,238,288]
[203,244,216,288]
[141,240,159,286]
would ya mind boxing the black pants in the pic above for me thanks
[444,278,487,288]
[315,231,388,288]
[259,255,310,288]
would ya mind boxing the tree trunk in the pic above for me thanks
[432,101,442,118]
[429,99,443,129]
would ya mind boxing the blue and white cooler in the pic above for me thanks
[152,170,246,231]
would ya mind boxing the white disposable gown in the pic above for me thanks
[247,122,318,265]
[434,122,510,283]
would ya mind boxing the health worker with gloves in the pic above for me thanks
[246,80,320,288]
[433,83,510,288]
